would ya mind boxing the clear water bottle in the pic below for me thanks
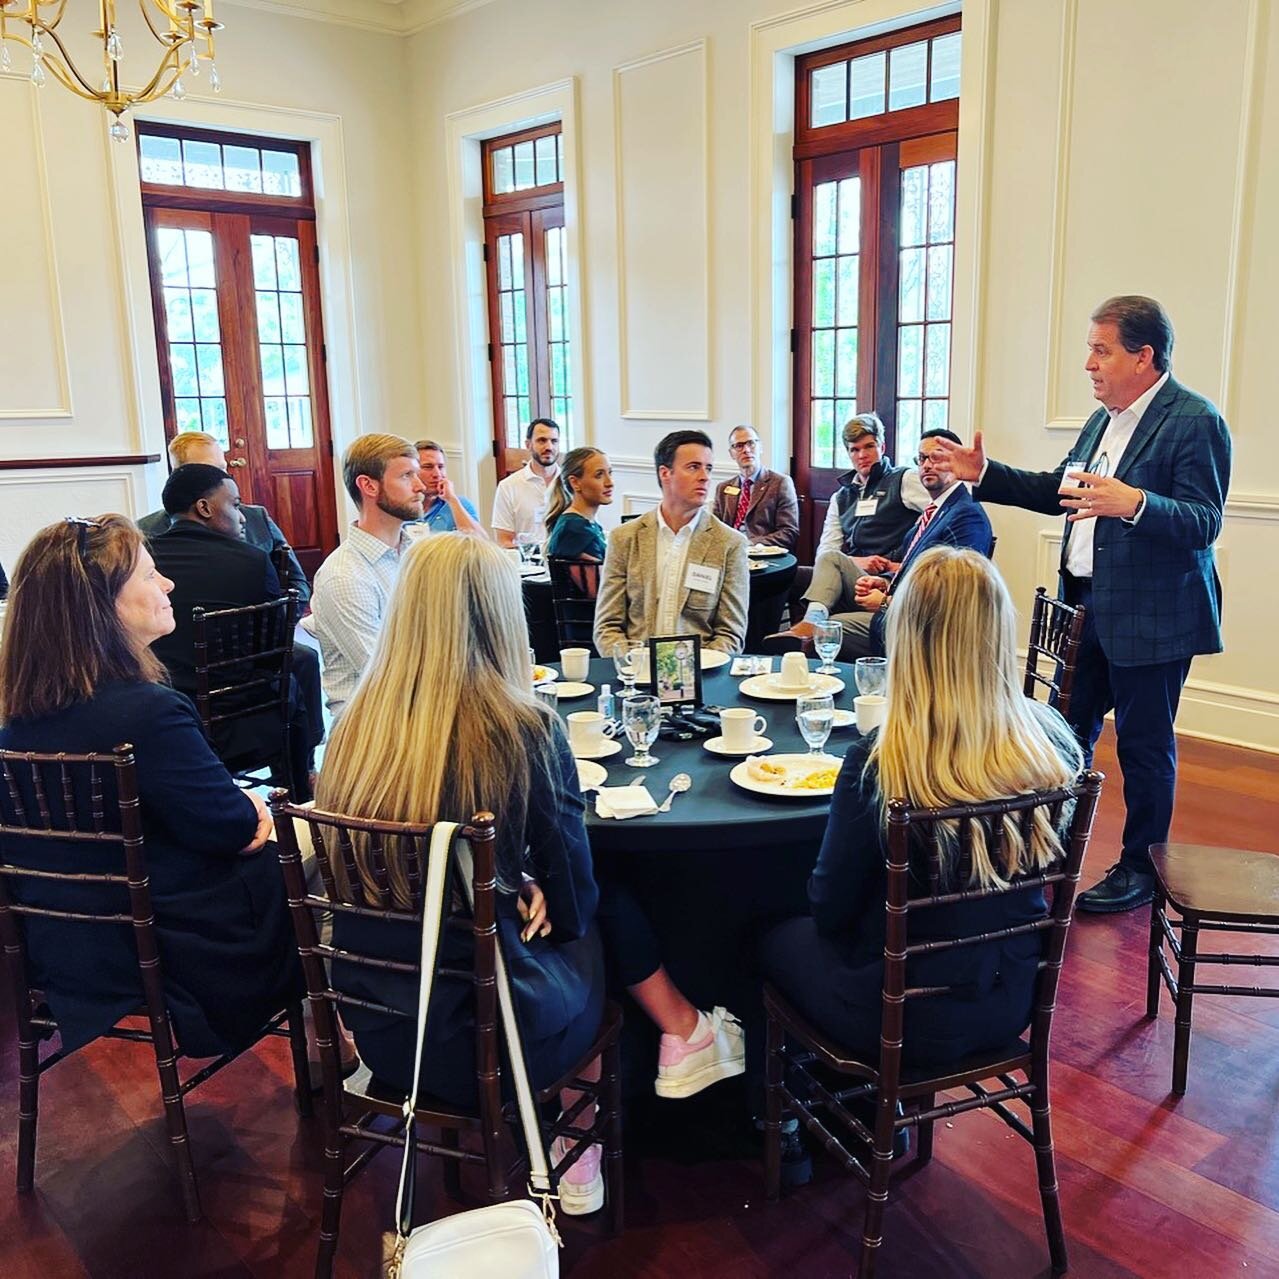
[597,683,615,720]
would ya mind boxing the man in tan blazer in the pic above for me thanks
[594,430,750,656]
[711,425,800,550]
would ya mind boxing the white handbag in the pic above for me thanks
[385,821,562,1279]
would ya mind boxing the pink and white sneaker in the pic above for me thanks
[655,1006,745,1099]
[550,1134,604,1216]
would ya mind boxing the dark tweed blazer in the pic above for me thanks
[712,467,800,549]
[977,377,1231,667]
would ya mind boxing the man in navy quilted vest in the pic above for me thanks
[935,296,1232,914]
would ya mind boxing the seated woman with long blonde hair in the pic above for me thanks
[317,533,608,1213]
[761,546,1083,1066]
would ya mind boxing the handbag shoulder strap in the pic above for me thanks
[392,820,559,1247]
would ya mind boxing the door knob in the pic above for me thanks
[228,458,247,468]
[234,437,246,447]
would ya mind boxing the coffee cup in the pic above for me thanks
[720,707,767,751]
[560,647,590,681]
[628,645,651,684]
[779,651,812,691]
[854,694,887,734]
[566,711,617,754]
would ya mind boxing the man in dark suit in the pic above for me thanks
[150,464,321,800]
[767,428,993,659]
[137,430,310,604]
[712,425,800,550]
[934,296,1231,912]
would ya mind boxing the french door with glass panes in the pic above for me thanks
[144,206,338,574]
[792,15,961,558]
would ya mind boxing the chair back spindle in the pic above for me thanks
[1023,586,1086,719]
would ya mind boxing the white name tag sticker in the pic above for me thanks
[723,485,741,497]
[685,562,721,593]
[855,497,879,518]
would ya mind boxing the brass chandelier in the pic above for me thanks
[0,0,223,141]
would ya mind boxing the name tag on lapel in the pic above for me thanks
[855,497,879,517]
[723,485,741,497]
[685,562,720,594]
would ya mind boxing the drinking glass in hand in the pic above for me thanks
[622,694,661,768]
[795,693,835,758]
[613,649,637,699]
[814,620,843,674]
[854,656,887,698]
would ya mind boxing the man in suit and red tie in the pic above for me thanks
[711,425,800,550]
[767,428,993,660]
[934,296,1232,913]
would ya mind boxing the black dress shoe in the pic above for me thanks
[761,630,816,657]
[1076,862,1155,914]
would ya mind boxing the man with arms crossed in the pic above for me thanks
[492,418,561,548]
[712,425,800,550]
[934,296,1231,913]
[310,434,429,720]
[138,430,311,604]
[415,439,486,535]
[594,430,750,656]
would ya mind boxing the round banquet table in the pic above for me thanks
[547,654,864,1097]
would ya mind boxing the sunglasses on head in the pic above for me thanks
[64,516,103,559]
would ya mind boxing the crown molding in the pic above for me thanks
[222,0,498,36]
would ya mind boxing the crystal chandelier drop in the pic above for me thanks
[0,1,224,141]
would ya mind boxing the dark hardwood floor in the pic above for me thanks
[1,728,1277,1278]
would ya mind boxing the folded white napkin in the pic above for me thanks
[595,785,658,820]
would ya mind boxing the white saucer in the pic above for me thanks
[704,735,773,757]
[748,544,789,557]
[830,708,857,730]
[576,760,608,790]
[571,738,623,761]
[701,649,731,670]
[738,672,845,701]
[556,681,595,698]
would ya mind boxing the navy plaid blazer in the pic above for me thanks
[976,377,1231,667]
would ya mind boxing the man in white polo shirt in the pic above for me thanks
[491,417,561,548]
[310,433,429,719]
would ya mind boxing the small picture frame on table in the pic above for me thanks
[647,634,702,709]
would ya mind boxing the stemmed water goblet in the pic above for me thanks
[814,620,843,675]
[795,693,835,758]
[622,694,661,768]
[613,648,637,699]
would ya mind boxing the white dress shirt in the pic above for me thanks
[491,462,560,543]
[310,521,430,718]
[654,506,706,635]
[1064,371,1166,578]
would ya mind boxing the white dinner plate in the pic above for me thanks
[703,735,773,757]
[729,753,841,799]
[830,708,857,730]
[749,562,767,572]
[748,544,790,557]
[701,649,731,670]
[738,672,845,701]
[531,665,559,684]
[556,681,595,699]
[571,738,623,761]
[576,760,608,791]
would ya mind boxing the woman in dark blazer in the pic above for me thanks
[316,533,608,1214]
[761,546,1084,1067]
[0,514,301,1058]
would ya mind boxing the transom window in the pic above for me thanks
[809,29,961,128]
[139,130,307,199]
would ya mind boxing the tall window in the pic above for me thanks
[137,123,338,574]
[482,123,571,478]
[793,17,960,552]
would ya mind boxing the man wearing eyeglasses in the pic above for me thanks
[768,427,992,659]
[711,426,799,550]
[932,296,1232,914]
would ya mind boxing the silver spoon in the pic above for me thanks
[658,773,692,813]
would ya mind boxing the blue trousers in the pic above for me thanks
[1063,575,1191,875]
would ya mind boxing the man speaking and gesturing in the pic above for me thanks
[934,296,1231,913]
